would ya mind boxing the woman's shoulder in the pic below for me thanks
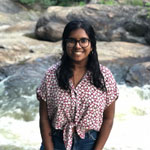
[45,61,61,76]
[99,64,112,74]
[99,64,116,82]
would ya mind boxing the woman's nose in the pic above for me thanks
[75,41,81,48]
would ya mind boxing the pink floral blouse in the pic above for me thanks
[36,62,119,150]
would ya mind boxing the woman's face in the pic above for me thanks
[66,28,92,65]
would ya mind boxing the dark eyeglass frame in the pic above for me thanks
[65,38,91,48]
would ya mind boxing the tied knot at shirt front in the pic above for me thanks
[36,63,119,150]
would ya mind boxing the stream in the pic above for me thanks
[0,82,150,150]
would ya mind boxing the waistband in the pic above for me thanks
[51,127,98,137]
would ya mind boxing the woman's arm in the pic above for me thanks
[94,100,116,150]
[39,100,54,150]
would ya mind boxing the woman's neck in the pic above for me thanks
[72,59,88,71]
[73,63,86,71]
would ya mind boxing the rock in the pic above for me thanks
[0,56,59,121]
[0,56,59,99]
[35,4,150,44]
[125,62,150,86]
[35,6,75,41]
[0,45,5,49]
[0,33,62,67]
[0,68,7,81]
[96,41,150,83]
[35,20,65,41]
[0,0,41,26]
[2,21,36,33]
[145,29,150,44]
[0,0,25,14]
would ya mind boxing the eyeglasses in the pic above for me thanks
[65,38,90,48]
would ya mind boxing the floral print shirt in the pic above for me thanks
[36,62,119,150]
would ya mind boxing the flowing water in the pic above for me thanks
[0,82,150,150]
[105,84,150,150]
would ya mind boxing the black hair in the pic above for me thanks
[56,20,107,91]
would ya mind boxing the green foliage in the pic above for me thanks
[147,8,150,18]
[40,0,55,5]
[125,0,143,6]
[145,2,150,7]
[145,2,150,18]
[39,0,57,6]
[17,0,86,7]
[43,0,86,6]
[19,0,36,4]
[54,0,74,6]
[79,1,86,6]
[99,0,117,5]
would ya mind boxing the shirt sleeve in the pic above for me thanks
[103,66,119,108]
[36,74,47,102]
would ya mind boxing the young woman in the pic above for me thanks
[37,20,119,150]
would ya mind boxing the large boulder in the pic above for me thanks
[35,4,150,44]
[96,41,150,84]
[35,20,66,41]
[125,62,150,86]
[35,6,75,41]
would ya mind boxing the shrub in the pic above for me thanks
[19,0,36,4]
[125,0,144,6]
[99,0,117,5]
[17,0,86,7]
